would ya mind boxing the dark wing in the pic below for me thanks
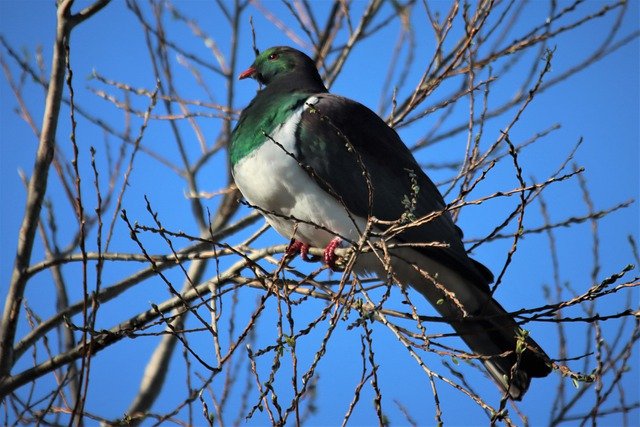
[296,94,493,289]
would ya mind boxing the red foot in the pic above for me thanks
[287,239,310,261]
[323,237,342,270]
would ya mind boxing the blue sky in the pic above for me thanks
[1,1,638,425]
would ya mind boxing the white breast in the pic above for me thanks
[232,96,366,248]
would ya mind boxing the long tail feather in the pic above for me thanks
[450,299,552,400]
[357,249,552,400]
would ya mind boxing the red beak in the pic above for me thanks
[238,66,256,80]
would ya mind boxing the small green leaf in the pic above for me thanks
[284,335,296,349]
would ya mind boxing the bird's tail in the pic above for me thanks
[447,297,552,400]
[374,250,552,400]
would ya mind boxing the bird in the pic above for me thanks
[230,46,552,400]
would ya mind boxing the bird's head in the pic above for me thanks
[238,46,326,91]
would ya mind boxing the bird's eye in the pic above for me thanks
[268,53,279,61]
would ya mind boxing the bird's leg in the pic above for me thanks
[286,239,310,261]
[323,237,342,270]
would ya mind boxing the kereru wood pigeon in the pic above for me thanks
[230,46,552,400]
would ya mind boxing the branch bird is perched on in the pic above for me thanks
[230,46,552,400]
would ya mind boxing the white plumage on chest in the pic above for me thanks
[232,96,365,248]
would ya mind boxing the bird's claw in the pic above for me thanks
[323,237,343,271]
[287,238,344,270]
[286,239,311,261]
